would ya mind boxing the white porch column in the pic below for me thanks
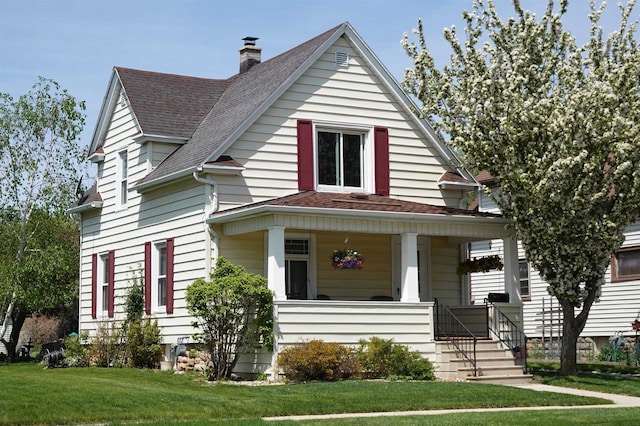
[267,226,286,301]
[400,232,420,303]
[502,236,521,302]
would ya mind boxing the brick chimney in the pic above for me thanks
[239,37,261,73]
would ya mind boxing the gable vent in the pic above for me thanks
[119,91,129,108]
[335,51,349,68]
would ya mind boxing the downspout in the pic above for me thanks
[193,169,219,275]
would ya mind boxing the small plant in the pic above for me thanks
[126,318,163,369]
[277,339,360,382]
[331,249,364,269]
[357,337,435,380]
[87,322,124,367]
[457,255,504,274]
[63,331,89,367]
[189,348,198,359]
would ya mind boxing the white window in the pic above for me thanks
[153,242,167,311]
[99,254,110,314]
[519,260,530,299]
[116,149,128,209]
[316,126,372,192]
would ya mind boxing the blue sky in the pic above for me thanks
[0,0,632,151]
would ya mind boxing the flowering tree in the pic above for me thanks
[403,0,639,375]
[0,77,85,357]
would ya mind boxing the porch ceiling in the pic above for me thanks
[208,191,513,238]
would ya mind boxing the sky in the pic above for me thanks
[0,0,633,153]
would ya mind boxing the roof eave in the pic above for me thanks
[133,166,197,193]
[207,204,510,226]
[66,201,104,214]
[438,181,480,191]
[133,134,189,145]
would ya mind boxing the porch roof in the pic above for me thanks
[208,191,513,238]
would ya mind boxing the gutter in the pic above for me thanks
[66,201,104,215]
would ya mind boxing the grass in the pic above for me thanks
[0,363,613,425]
[529,360,640,397]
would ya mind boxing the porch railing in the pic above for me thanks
[488,302,528,373]
[434,298,477,377]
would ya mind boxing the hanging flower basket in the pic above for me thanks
[457,255,504,274]
[331,249,364,269]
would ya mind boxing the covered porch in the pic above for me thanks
[208,192,524,370]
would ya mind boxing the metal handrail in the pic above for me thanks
[488,302,528,373]
[434,298,478,377]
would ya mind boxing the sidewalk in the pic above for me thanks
[262,383,640,422]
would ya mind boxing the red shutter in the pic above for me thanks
[374,127,390,195]
[91,254,97,319]
[166,238,174,314]
[297,119,314,191]
[107,250,115,318]
[144,242,152,315]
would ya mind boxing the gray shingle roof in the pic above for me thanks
[116,67,229,139]
[136,23,345,187]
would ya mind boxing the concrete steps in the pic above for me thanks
[435,339,533,384]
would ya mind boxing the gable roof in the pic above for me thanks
[89,22,469,191]
[116,67,229,139]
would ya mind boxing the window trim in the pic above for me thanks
[612,246,640,282]
[314,122,373,193]
[115,149,128,210]
[152,241,167,313]
[518,259,531,301]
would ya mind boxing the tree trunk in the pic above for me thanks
[560,303,579,376]
[0,293,16,343]
[1,310,26,359]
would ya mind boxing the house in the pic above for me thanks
[469,172,640,358]
[70,22,529,381]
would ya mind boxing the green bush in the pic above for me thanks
[87,322,124,367]
[63,332,89,367]
[126,318,163,369]
[277,339,360,382]
[358,337,435,380]
[186,257,273,380]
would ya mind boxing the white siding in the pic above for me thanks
[470,191,640,338]
[219,37,462,211]
[275,301,435,359]
[79,93,210,345]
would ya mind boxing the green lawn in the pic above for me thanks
[0,363,623,425]
[530,360,640,397]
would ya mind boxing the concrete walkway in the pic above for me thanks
[262,383,640,422]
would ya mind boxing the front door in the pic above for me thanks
[285,259,308,300]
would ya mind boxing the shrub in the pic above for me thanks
[277,339,360,382]
[186,257,273,380]
[87,322,124,367]
[22,315,62,346]
[63,332,89,367]
[126,318,163,369]
[358,337,435,380]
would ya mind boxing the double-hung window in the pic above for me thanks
[100,254,110,313]
[145,239,174,314]
[317,130,364,189]
[157,243,167,308]
[519,260,531,299]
